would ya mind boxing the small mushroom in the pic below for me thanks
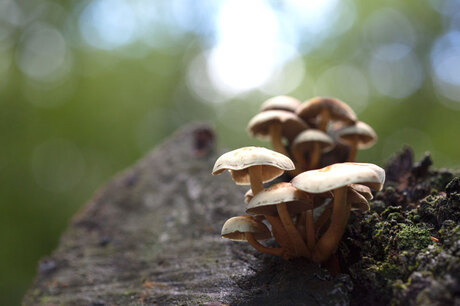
[212,146,295,195]
[260,95,301,113]
[350,184,373,200]
[291,129,334,171]
[247,110,308,156]
[244,189,254,204]
[292,162,385,263]
[335,121,377,162]
[247,182,315,257]
[297,97,357,132]
[221,215,284,257]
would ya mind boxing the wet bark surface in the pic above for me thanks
[24,124,352,306]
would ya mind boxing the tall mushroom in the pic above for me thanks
[221,215,284,257]
[247,110,308,157]
[292,162,385,263]
[260,95,301,113]
[212,147,295,254]
[296,97,357,132]
[291,129,334,171]
[335,121,377,162]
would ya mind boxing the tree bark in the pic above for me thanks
[24,123,351,305]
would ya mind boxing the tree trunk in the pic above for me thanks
[24,124,351,305]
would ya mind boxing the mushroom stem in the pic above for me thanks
[295,212,307,241]
[291,147,308,172]
[277,203,311,258]
[245,232,285,257]
[309,142,321,169]
[248,165,264,195]
[347,136,359,162]
[319,108,330,131]
[315,201,333,236]
[265,215,296,256]
[269,123,288,156]
[306,210,315,251]
[312,187,348,263]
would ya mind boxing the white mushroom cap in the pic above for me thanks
[247,110,308,141]
[350,184,373,200]
[347,187,370,211]
[291,162,385,193]
[336,121,377,149]
[212,147,295,185]
[296,97,357,126]
[221,215,271,241]
[260,95,301,113]
[291,129,335,153]
[246,182,315,216]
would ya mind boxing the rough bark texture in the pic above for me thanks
[24,124,351,305]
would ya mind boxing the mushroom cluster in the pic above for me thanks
[213,96,385,266]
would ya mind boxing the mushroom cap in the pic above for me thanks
[260,95,301,113]
[246,182,315,216]
[291,129,335,153]
[221,215,271,241]
[336,121,377,149]
[291,162,385,193]
[212,146,295,185]
[347,187,370,211]
[296,97,357,126]
[247,110,308,141]
[244,189,254,204]
[350,184,373,200]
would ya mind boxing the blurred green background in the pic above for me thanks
[1,0,459,304]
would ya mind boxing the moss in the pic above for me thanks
[394,224,433,251]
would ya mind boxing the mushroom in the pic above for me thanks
[244,189,254,204]
[246,182,315,257]
[221,215,284,257]
[296,97,357,132]
[260,95,301,113]
[212,146,295,195]
[291,162,385,263]
[247,110,308,156]
[291,129,334,171]
[335,121,377,162]
[350,184,373,200]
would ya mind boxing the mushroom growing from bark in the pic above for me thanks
[292,162,385,263]
[291,129,334,171]
[221,215,284,257]
[296,97,357,131]
[246,182,315,257]
[335,121,377,162]
[247,110,308,156]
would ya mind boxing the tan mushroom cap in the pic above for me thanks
[247,110,308,141]
[347,187,370,211]
[291,162,385,193]
[291,129,335,153]
[246,182,317,216]
[221,215,271,241]
[336,121,377,149]
[350,184,373,200]
[296,97,357,126]
[244,189,254,204]
[212,146,295,185]
[260,95,301,113]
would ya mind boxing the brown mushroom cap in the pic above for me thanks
[336,121,377,149]
[247,110,308,141]
[260,95,301,113]
[350,184,373,200]
[291,162,385,193]
[212,146,295,185]
[291,129,335,153]
[296,97,357,126]
[221,215,271,241]
[347,187,370,211]
[246,182,316,216]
